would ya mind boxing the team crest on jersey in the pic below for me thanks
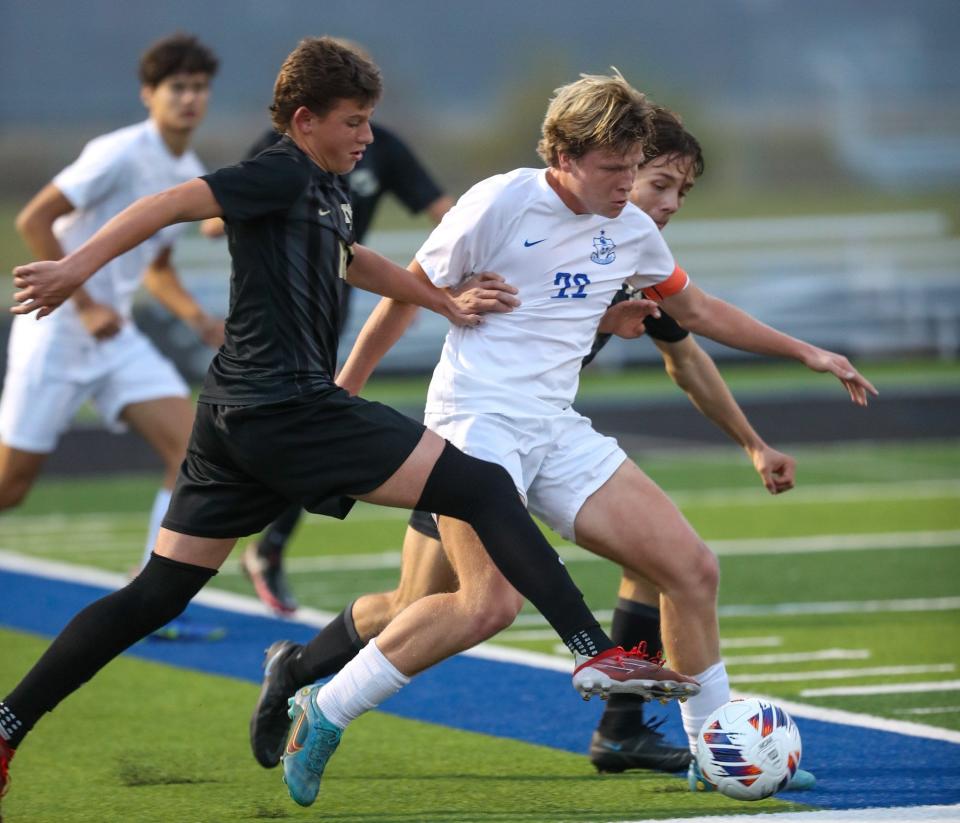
[591,230,616,265]
[340,202,353,225]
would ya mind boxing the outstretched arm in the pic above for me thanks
[12,178,221,319]
[658,284,878,405]
[655,335,796,494]
[338,261,519,395]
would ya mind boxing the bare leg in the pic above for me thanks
[352,526,457,640]
[121,396,195,568]
[372,517,523,675]
[0,444,46,511]
[120,396,193,489]
[573,460,720,675]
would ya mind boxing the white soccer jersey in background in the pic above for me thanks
[9,119,204,364]
[0,119,201,450]
[417,168,687,417]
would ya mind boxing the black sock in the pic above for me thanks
[0,703,23,749]
[416,442,611,653]
[597,598,663,740]
[286,601,365,686]
[563,627,611,658]
[258,504,302,558]
[1,553,215,748]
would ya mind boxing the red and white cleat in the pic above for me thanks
[0,736,15,803]
[572,644,700,702]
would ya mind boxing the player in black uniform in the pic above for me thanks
[203,117,453,615]
[1,37,695,808]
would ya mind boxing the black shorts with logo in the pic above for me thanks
[163,386,425,538]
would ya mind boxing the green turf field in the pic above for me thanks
[1,399,958,821]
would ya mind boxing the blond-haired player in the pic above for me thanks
[256,72,872,805]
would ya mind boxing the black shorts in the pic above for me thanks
[408,508,440,540]
[163,386,425,539]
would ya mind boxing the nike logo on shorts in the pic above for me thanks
[524,238,547,247]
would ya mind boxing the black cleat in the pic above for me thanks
[250,640,302,768]
[589,720,693,774]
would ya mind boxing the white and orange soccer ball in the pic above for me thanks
[695,698,803,801]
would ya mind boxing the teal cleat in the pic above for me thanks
[281,685,342,807]
[688,758,816,794]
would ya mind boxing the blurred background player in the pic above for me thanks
[247,105,801,779]
[200,44,453,614]
[0,32,223,591]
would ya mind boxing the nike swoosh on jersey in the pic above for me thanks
[523,238,547,247]
[318,208,332,217]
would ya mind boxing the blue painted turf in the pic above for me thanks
[2,569,959,811]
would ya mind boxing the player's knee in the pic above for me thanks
[461,585,523,643]
[688,542,720,600]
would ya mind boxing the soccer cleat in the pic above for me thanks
[0,737,14,801]
[242,543,298,615]
[281,685,342,807]
[573,645,700,702]
[250,640,303,768]
[589,721,693,773]
[688,758,816,793]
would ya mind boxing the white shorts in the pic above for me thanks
[0,325,188,453]
[424,407,627,541]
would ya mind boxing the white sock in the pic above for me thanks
[314,639,410,730]
[680,660,730,754]
[141,489,172,569]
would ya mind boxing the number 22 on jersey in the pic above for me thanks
[551,272,591,299]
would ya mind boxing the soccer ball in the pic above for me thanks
[695,698,802,801]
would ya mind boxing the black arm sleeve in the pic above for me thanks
[582,287,690,368]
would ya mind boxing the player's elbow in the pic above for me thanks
[14,204,47,241]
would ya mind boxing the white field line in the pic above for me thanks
[718,636,783,649]
[895,705,960,716]
[801,680,960,698]
[734,691,960,745]
[729,664,955,684]
[608,802,960,823]
[664,478,960,507]
[507,595,960,628]
[4,550,960,750]
[723,648,870,665]
[718,596,960,617]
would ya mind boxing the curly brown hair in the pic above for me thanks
[138,32,219,87]
[270,36,382,132]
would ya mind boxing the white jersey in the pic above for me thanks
[416,168,688,416]
[10,119,204,358]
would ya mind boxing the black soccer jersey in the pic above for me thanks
[199,136,355,404]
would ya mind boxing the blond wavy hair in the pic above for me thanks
[537,70,653,167]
